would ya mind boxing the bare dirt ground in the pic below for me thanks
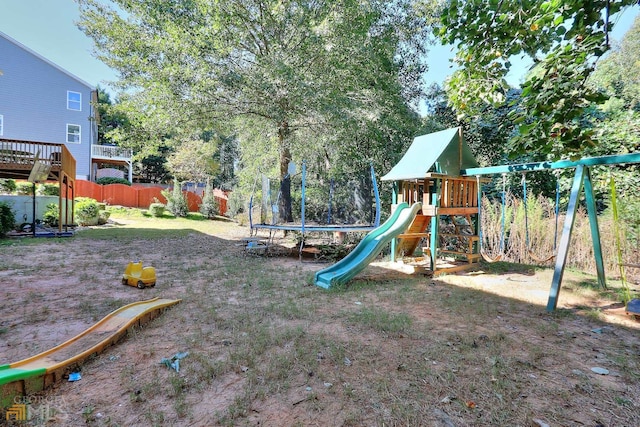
[1,215,640,426]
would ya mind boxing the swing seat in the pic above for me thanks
[480,251,502,263]
[625,298,640,316]
[528,250,556,264]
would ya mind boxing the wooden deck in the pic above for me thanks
[0,138,76,230]
[0,138,76,181]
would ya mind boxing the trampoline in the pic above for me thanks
[249,161,381,242]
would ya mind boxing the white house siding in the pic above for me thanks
[0,31,97,179]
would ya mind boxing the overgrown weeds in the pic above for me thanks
[480,193,639,281]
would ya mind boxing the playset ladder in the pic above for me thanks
[395,214,431,257]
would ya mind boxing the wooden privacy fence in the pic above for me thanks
[76,181,228,215]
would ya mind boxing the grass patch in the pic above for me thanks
[346,307,413,336]
[106,205,147,217]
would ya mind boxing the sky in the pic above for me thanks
[1,1,638,99]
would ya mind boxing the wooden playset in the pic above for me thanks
[381,127,485,275]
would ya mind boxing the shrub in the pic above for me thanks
[75,197,100,226]
[37,183,60,196]
[149,203,166,217]
[227,191,245,218]
[0,179,16,194]
[161,180,188,217]
[199,181,219,219]
[96,177,131,186]
[43,203,59,227]
[98,210,111,225]
[15,181,34,195]
[0,201,16,236]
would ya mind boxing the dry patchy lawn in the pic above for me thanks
[1,212,640,426]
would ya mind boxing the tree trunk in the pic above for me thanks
[278,121,293,222]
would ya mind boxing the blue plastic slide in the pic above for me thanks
[314,202,422,289]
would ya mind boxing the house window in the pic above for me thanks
[67,124,81,143]
[67,91,81,111]
[0,115,3,136]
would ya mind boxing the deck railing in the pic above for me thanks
[0,139,75,180]
[91,144,132,161]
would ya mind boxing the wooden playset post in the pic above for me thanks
[429,180,439,271]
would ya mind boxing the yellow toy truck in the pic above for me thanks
[122,262,156,289]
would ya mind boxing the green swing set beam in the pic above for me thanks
[461,152,640,311]
[462,153,640,176]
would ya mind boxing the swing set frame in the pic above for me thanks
[463,152,640,311]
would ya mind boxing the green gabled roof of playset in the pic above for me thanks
[381,127,478,181]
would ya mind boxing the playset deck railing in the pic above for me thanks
[397,173,480,216]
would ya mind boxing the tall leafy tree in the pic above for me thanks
[76,0,436,221]
[103,92,177,156]
[422,84,560,198]
[95,86,130,146]
[437,0,638,158]
[135,150,172,183]
[590,14,640,111]
[585,15,640,199]
[166,137,219,183]
[212,133,239,190]
[423,84,521,167]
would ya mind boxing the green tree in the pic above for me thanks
[437,0,638,158]
[586,110,640,198]
[134,150,171,184]
[590,14,640,111]
[95,86,131,146]
[422,84,559,198]
[199,179,220,218]
[95,89,176,183]
[162,180,189,217]
[165,137,219,183]
[212,135,240,190]
[422,84,522,167]
[101,92,176,157]
[0,201,15,236]
[586,15,640,200]
[77,0,437,221]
